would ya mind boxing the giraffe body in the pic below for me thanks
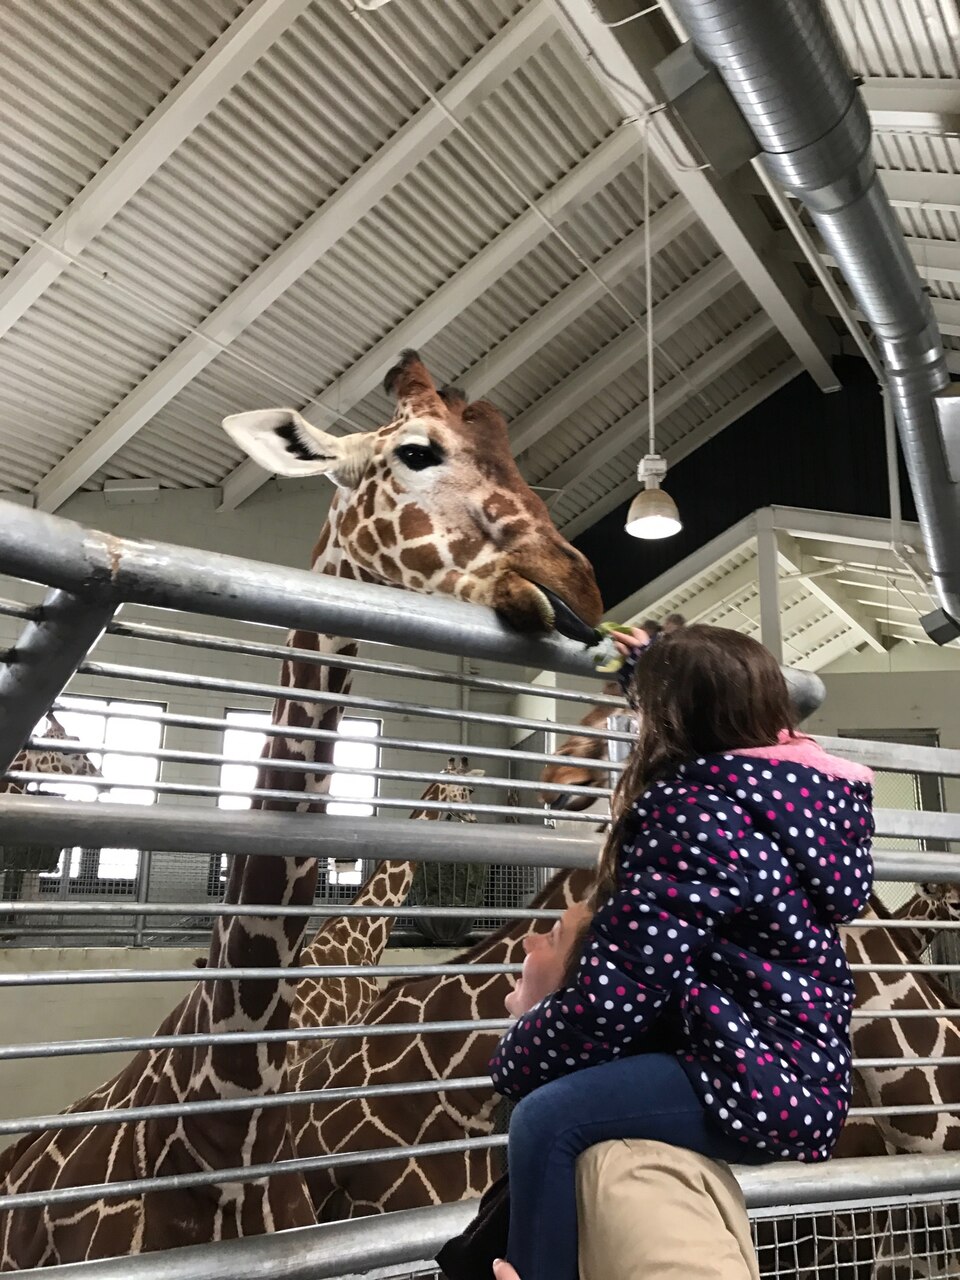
[0,352,603,1268]
[289,759,483,1049]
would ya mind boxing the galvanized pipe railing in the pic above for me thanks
[0,796,956,863]
[11,1153,960,1280]
[0,498,826,717]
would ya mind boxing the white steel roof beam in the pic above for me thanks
[554,0,839,392]
[560,362,800,540]
[219,123,648,509]
[777,231,960,288]
[511,255,738,456]
[0,0,315,339]
[812,288,960,339]
[534,310,776,495]
[777,531,886,653]
[862,79,960,136]
[33,1,556,513]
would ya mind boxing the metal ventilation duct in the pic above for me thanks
[669,0,960,641]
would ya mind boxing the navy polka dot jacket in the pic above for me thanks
[490,710,874,1162]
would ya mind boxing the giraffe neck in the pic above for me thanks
[194,508,366,1089]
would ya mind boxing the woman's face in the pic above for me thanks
[505,900,592,1017]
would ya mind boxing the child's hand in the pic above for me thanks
[609,626,650,656]
[493,1261,520,1280]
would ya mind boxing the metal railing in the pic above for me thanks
[10,1154,960,1279]
[0,498,959,1277]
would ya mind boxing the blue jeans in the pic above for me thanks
[505,1053,772,1280]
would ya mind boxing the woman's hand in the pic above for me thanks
[493,1260,520,1280]
[609,625,650,657]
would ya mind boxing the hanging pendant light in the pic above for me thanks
[625,119,682,542]
[626,455,682,539]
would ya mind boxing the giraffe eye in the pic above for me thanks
[396,442,444,471]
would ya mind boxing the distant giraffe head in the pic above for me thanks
[224,351,603,636]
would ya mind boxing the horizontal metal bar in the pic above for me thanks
[850,964,960,973]
[0,1004,957,1063]
[0,1017,513,1063]
[846,917,960,929]
[0,900,561,920]
[0,499,609,680]
[0,596,35,620]
[849,1103,960,1117]
[4,769,609,822]
[0,963,522,988]
[850,1008,960,1019]
[3,795,957,876]
[0,790,598,860]
[6,960,959,987]
[49,700,624,775]
[9,1154,960,1278]
[77,659,636,744]
[22,737,616,802]
[0,1063,951,1145]
[0,1133,509,1215]
[0,589,116,772]
[0,1075,492,1140]
[107,616,625,710]
[819,732,960,779]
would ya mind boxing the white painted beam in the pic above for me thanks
[0,0,314,339]
[511,256,738,456]
[612,513,757,622]
[218,124,648,509]
[560,362,800,540]
[777,230,960,288]
[862,78,960,135]
[534,311,776,495]
[768,506,924,550]
[812,287,960,339]
[654,554,762,627]
[554,0,839,391]
[877,169,960,213]
[777,531,886,653]
[756,507,783,661]
[33,2,555,513]
[741,167,960,213]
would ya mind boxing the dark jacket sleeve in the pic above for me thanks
[615,636,652,708]
[489,785,752,1100]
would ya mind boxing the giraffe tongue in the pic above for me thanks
[534,584,600,646]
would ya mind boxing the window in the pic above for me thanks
[36,697,163,886]
[216,710,380,888]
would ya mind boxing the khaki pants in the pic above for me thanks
[576,1140,761,1280]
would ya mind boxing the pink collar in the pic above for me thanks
[729,731,874,786]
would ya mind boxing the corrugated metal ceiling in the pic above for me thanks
[0,0,955,557]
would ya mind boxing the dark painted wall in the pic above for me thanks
[574,356,915,612]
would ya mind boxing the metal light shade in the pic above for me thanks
[624,485,682,540]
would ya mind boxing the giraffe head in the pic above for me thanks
[914,882,960,922]
[223,351,603,635]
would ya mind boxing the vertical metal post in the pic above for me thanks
[134,849,152,948]
[755,509,783,662]
[0,588,116,772]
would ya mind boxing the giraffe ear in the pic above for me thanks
[222,409,374,487]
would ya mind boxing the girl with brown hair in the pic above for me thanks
[445,624,874,1280]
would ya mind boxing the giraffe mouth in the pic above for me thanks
[532,584,602,646]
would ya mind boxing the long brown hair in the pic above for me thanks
[593,625,794,906]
